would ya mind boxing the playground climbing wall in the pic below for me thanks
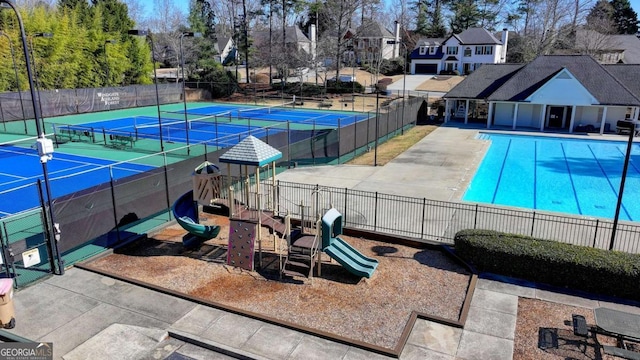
[227,220,257,271]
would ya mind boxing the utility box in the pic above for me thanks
[0,278,15,329]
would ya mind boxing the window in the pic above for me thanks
[475,46,493,55]
[358,40,364,49]
[474,63,483,70]
[464,47,472,57]
[446,46,458,55]
[445,62,457,71]
[419,46,427,55]
[429,46,437,55]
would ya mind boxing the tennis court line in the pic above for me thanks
[0,172,27,180]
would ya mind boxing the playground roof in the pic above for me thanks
[219,135,283,167]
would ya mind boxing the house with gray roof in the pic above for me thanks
[443,55,640,133]
[574,29,640,64]
[410,27,508,74]
[342,20,400,65]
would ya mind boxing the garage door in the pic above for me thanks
[415,64,437,74]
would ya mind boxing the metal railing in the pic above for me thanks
[274,181,640,253]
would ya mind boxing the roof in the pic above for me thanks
[445,55,640,106]
[414,38,445,48]
[447,27,503,45]
[286,26,311,44]
[219,135,282,167]
[603,64,640,97]
[486,55,639,105]
[575,29,640,64]
[355,20,394,38]
[445,64,524,99]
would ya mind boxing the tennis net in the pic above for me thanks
[236,101,295,119]
[133,112,232,140]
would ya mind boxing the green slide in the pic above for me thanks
[172,190,220,241]
[324,236,379,278]
[321,208,378,278]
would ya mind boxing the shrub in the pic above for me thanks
[454,229,640,300]
[325,81,364,94]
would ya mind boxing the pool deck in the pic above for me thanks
[7,124,640,359]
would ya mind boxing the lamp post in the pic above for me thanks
[374,85,380,166]
[103,39,116,87]
[0,31,27,133]
[128,29,164,152]
[609,123,636,250]
[387,37,407,134]
[0,0,63,275]
[29,31,52,134]
[179,31,201,152]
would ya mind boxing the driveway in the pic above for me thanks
[387,74,434,91]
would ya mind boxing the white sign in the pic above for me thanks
[22,248,41,268]
[97,92,121,106]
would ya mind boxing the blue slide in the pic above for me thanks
[172,190,221,242]
[321,208,378,278]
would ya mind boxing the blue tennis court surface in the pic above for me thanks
[463,133,640,221]
[0,145,153,216]
[59,103,368,144]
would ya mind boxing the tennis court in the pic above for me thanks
[0,141,154,216]
[53,102,369,145]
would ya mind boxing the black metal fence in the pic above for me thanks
[274,181,640,253]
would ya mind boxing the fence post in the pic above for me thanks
[530,212,535,237]
[287,121,291,169]
[421,198,426,240]
[344,187,348,227]
[592,219,599,248]
[109,166,120,242]
[337,118,341,164]
[473,204,478,229]
[374,192,378,232]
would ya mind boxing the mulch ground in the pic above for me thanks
[86,213,471,351]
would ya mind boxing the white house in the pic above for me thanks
[410,28,508,74]
[214,36,235,65]
[443,55,640,134]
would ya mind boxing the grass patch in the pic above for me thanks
[347,125,438,166]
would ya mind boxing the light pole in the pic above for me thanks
[609,123,636,250]
[0,31,27,133]
[179,31,201,151]
[29,31,52,134]
[387,37,407,134]
[103,39,116,87]
[128,29,164,152]
[374,85,380,166]
[0,0,63,275]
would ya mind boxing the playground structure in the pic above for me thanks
[172,135,378,280]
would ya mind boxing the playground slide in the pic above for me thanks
[172,190,221,240]
[324,236,379,279]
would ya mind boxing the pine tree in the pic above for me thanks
[449,0,481,34]
[610,0,639,34]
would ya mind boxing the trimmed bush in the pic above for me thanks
[454,229,640,300]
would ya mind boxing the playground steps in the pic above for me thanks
[282,235,317,279]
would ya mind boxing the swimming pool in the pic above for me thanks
[463,133,640,221]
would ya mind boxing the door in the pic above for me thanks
[415,64,437,74]
[547,106,565,128]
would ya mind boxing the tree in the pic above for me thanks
[586,0,615,33]
[610,0,639,34]
[448,0,481,33]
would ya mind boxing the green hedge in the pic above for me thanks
[454,229,640,300]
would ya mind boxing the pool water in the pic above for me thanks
[463,133,640,221]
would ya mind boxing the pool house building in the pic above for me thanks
[443,55,640,134]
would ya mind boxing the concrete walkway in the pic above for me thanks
[386,75,434,91]
[7,125,640,359]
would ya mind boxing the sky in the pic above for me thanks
[138,0,640,29]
